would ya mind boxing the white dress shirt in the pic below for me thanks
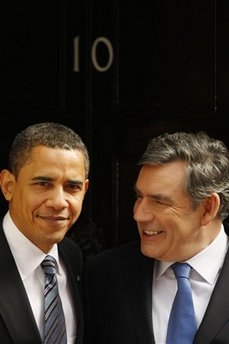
[152,224,229,344]
[3,211,76,344]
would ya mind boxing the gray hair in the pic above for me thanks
[139,131,229,220]
[9,122,90,178]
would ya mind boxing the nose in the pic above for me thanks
[45,187,68,210]
[133,198,153,222]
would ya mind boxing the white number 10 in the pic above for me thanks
[73,36,114,72]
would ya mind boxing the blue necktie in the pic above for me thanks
[41,255,67,344]
[166,263,197,344]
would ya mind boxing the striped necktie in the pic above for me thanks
[166,263,197,344]
[41,255,67,344]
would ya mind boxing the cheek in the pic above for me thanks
[10,189,28,211]
[70,197,84,214]
[19,194,44,216]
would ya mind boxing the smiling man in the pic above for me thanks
[84,131,229,344]
[0,122,89,344]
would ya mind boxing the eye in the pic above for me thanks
[34,181,51,187]
[154,199,164,205]
[134,192,143,200]
[151,196,172,207]
[65,182,82,191]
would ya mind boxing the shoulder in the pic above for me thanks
[85,240,144,274]
[90,240,140,261]
[59,237,83,271]
[85,240,154,288]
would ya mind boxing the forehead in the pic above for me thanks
[19,146,86,177]
[136,161,188,191]
[30,145,83,161]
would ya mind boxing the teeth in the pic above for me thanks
[144,230,161,236]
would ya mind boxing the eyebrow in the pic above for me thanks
[31,176,83,185]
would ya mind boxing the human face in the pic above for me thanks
[1,145,89,253]
[133,161,212,262]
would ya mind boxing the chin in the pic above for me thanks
[140,244,155,258]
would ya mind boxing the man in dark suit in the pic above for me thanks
[0,122,90,343]
[84,131,229,344]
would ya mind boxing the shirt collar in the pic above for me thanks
[3,211,61,281]
[155,224,229,285]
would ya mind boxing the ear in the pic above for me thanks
[200,192,220,226]
[84,179,89,194]
[0,169,16,201]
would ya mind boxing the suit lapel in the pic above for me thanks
[194,246,229,343]
[0,227,41,343]
[59,240,84,344]
[127,246,155,344]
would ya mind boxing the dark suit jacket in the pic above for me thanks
[0,222,84,344]
[84,223,229,344]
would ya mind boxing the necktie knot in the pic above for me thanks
[171,262,191,279]
[41,255,56,275]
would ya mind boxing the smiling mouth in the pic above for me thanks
[144,230,163,236]
[38,215,70,221]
